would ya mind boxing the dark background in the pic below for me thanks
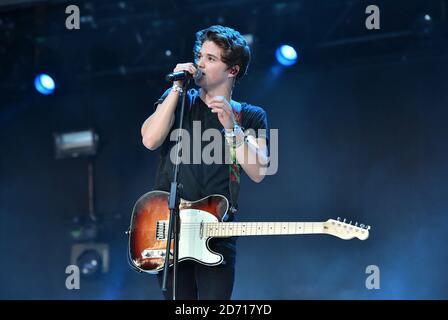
[1,0,447,299]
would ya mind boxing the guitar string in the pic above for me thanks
[166,222,354,232]
[158,222,324,234]
[174,222,321,227]
[176,226,319,232]
[163,222,321,229]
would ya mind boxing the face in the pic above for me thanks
[194,40,238,89]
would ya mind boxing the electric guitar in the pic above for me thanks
[127,190,370,274]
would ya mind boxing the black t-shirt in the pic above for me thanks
[151,88,269,261]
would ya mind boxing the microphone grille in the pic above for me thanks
[193,69,203,81]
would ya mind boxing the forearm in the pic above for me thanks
[235,140,268,182]
[141,90,179,150]
[227,127,268,183]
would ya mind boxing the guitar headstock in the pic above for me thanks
[323,217,370,240]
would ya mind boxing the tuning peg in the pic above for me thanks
[349,220,352,225]
[355,222,358,227]
[366,225,371,230]
[360,223,365,228]
[337,217,341,222]
[343,218,346,223]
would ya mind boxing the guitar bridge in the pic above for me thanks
[141,249,171,259]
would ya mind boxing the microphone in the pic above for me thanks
[165,69,202,82]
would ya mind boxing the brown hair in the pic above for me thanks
[194,25,251,82]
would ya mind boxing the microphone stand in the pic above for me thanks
[161,78,190,300]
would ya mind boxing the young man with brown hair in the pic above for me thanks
[141,25,269,300]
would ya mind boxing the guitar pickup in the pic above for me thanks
[156,220,168,240]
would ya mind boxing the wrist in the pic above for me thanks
[172,83,184,94]
[224,123,243,136]
[225,125,245,148]
[224,119,240,132]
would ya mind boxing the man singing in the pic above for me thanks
[141,25,269,300]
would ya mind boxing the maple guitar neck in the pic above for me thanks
[202,222,325,238]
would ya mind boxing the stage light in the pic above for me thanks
[414,13,434,37]
[78,249,101,276]
[34,73,55,95]
[71,243,109,278]
[53,129,99,159]
[275,45,298,66]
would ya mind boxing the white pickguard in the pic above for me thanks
[177,209,223,266]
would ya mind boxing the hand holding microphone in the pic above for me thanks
[166,63,202,87]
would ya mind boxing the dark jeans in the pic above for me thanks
[156,239,236,300]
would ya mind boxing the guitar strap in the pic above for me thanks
[228,103,245,216]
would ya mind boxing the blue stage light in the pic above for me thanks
[34,73,55,95]
[275,45,298,66]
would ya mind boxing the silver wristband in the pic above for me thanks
[172,84,184,94]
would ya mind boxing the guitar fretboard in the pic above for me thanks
[203,222,324,238]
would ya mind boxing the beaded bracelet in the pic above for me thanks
[172,84,184,94]
[224,125,245,148]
